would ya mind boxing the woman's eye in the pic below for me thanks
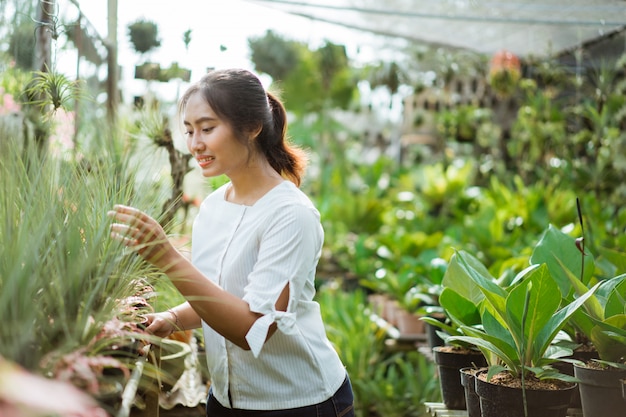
[202,127,214,133]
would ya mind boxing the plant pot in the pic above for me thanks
[433,346,487,410]
[153,338,192,391]
[475,370,576,417]
[425,313,447,349]
[94,380,124,414]
[552,348,598,409]
[573,362,626,417]
[367,293,388,318]
[396,310,425,336]
[382,299,402,327]
[460,367,484,417]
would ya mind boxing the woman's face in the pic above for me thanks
[183,91,249,178]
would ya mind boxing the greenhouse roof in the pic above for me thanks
[246,0,626,58]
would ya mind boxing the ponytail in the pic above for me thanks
[260,92,307,187]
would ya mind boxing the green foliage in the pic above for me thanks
[248,30,301,82]
[530,225,626,364]
[445,250,599,381]
[249,31,358,115]
[357,351,440,417]
[317,284,439,417]
[0,138,166,371]
[127,19,161,56]
[8,21,36,69]
[363,61,406,95]
[24,67,86,113]
[436,105,492,143]
[316,284,386,416]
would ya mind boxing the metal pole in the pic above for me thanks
[106,0,118,125]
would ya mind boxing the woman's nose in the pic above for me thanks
[188,132,204,151]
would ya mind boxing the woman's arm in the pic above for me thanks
[108,205,287,350]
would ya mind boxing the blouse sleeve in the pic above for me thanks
[242,203,323,357]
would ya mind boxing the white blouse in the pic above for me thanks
[192,181,346,410]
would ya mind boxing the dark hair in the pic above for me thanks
[179,68,307,186]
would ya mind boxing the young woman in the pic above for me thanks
[109,68,354,417]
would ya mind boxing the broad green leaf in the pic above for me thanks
[455,251,507,321]
[442,251,488,304]
[597,247,626,274]
[556,258,605,321]
[506,265,560,362]
[534,281,602,360]
[568,308,596,340]
[600,275,626,318]
[438,287,481,327]
[591,315,626,362]
[449,334,517,372]
[420,316,457,336]
[530,225,595,297]
[474,309,519,365]
[486,365,508,380]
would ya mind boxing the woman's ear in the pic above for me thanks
[249,124,263,140]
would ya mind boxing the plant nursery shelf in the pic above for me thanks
[370,313,427,352]
[423,402,584,417]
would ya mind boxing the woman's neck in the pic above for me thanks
[225,159,284,206]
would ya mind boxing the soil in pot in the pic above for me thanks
[475,370,576,417]
[433,346,487,410]
[574,361,626,417]
[460,367,484,417]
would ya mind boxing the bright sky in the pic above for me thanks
[64,0,380,104]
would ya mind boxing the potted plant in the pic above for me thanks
[430,341,486,411]
[443,250,599,417]
[530,215,626,417]
[459,366,483,417]
[422,258,487,411]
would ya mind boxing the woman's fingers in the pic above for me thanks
[108,206,155,243]
[145,313,176,338]
[108,205,174,268]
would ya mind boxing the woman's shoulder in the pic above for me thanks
[262,181,317,211]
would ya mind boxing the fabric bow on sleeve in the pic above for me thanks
[245,310,298,357]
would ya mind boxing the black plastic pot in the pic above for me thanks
[433,346,487,410]
[460,367,484,417]
[552,349,598,408]
[574,362,626,417]
[425,313,447,349]
[475,370,576,417]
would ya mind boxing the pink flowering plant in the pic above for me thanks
[0,86,21,115]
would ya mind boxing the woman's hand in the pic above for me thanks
[144,311,179,338]
[108,204,176,270]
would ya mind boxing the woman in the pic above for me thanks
[109,68,354,417]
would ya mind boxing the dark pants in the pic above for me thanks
[206,375,355,417]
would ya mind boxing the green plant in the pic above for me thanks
[23,67,85,114]
[444,250,599,381]
[420,282,482,348]
[317,283,440,417]
[358,351,440,417]
[530,212,626,366]
[317,284,387,417]
[127,19,161,57]
[0,128,167,405]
